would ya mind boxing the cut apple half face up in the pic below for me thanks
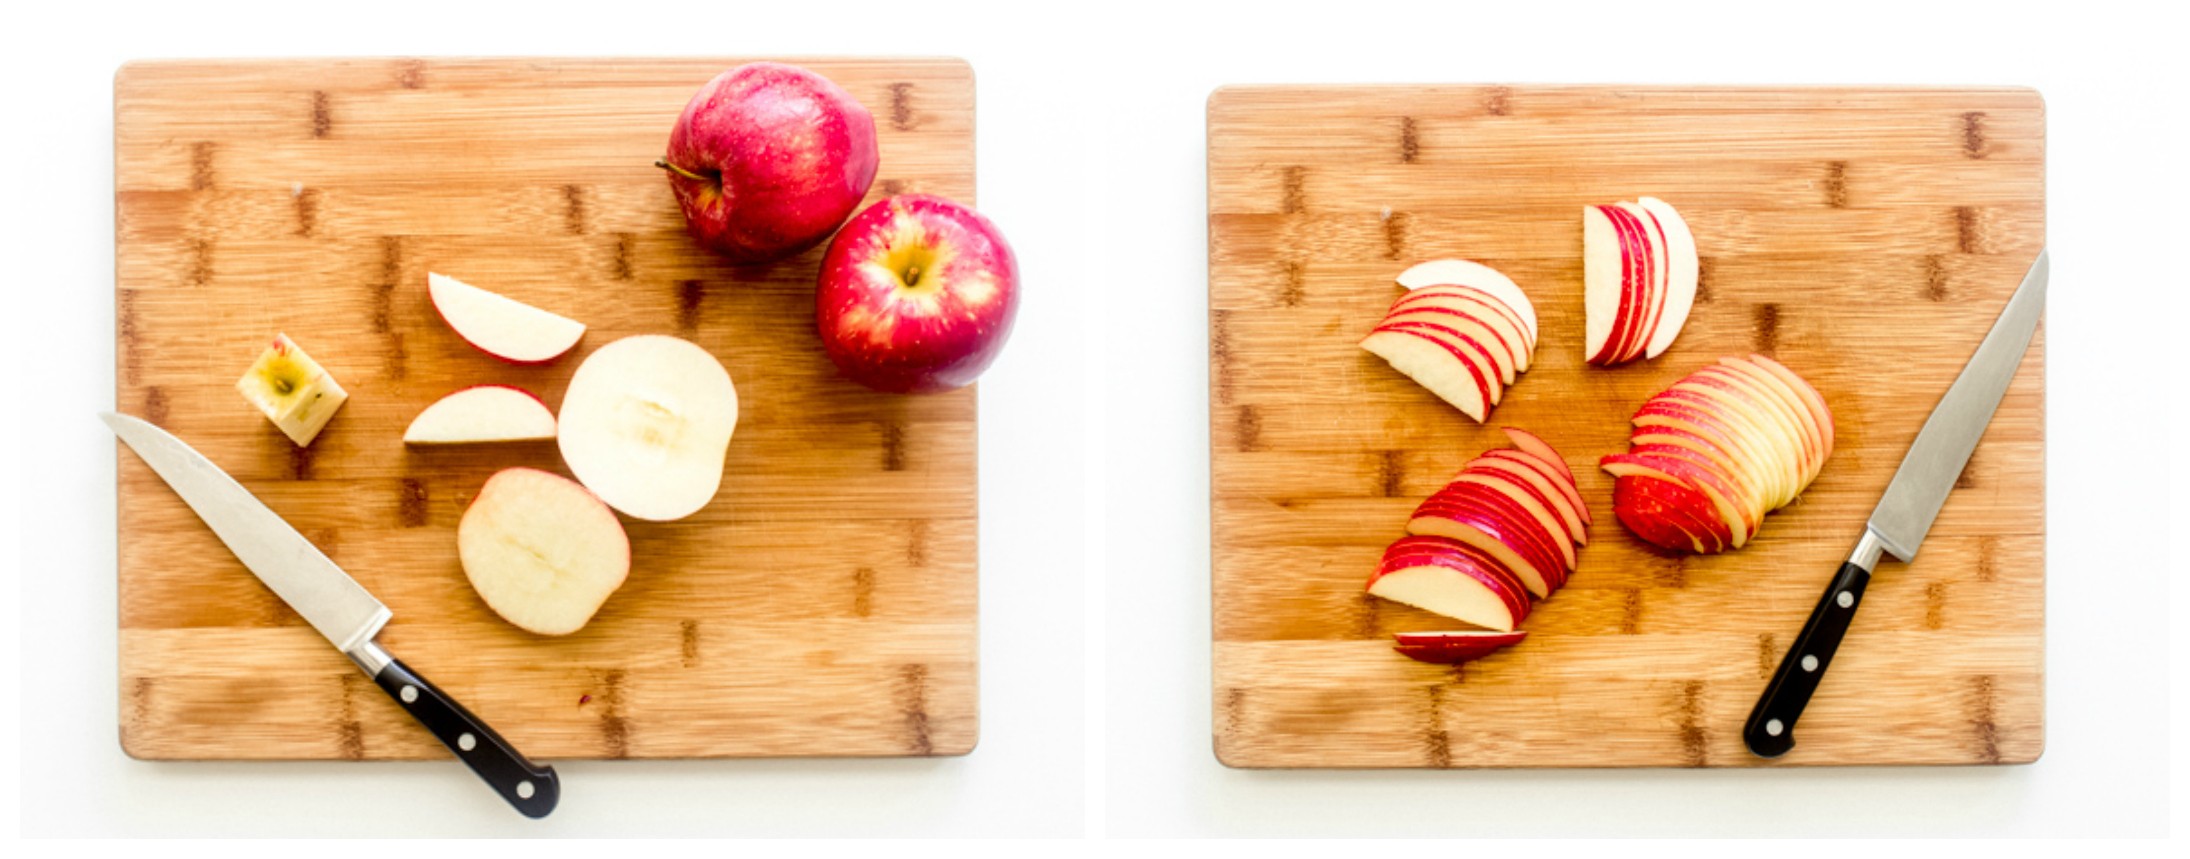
[558,335,739,522]
[458,467,631,636]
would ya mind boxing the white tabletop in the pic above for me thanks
[3,0,2177,841]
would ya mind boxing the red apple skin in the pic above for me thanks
[1612,476,1720,554]
[817,194,1021,394]
[662,63,880,265]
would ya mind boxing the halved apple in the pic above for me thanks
[557,335,739,522]
[403,385,557,444]
[428,272,587,364]
[458,467,631,636]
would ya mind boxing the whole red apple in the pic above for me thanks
[816,194,1020,394]
[658,62,879,265]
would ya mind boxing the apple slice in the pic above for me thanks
[1612,476,1722,554]
[1360,329,1492,421]
[458,467,631,636]
[1368,537,1533,631]
[1582,205,1634,364]
[1616,201,1669,362]
[429,272,587,364]
[1500,427,1575,484]
[1409,492,1562,596]
[1417,485,1571,591]
[403,386,557,444]
[1392,630,1528,665]
[1378,306,1521,384]
[558,335,740,522]
[1466,455,1587,545]
[1394,259,1538,346]
[1445,472,1579,570]
[1392,284,1537,362]
[1638,197,1698,358]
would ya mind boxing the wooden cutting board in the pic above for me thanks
[114,57,977,760]
[1208,85,2044,768]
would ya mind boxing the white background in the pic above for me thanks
[2,0,2181,844]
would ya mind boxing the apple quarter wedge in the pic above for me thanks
[429,272,588,364]
[404,386,557,444]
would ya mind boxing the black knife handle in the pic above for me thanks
[1744,561,1872,758]
[374,656,560,818]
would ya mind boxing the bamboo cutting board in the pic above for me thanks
[1209,86,2044,768]
[115,57,977,760]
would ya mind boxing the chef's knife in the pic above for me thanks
[1743,249,2048,758]
[104,412,559,816]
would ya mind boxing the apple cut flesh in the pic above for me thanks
[1407,496,1560,597]
[458,467,631,636]
[1500,427,1575,484]
[1467,455,1588,543]
[1395,259,1539,346]
[1378,306,1520,384]
[1443,472,1579,569]
[1638,197,1698,358]
[1360,329,1492,421]
[558,335,739,522]
[1392,630,1529,665]
[236,333,348,447]
[429,272,587,364]
[1368,536,1533,631]
[1617,202,1669,361]
[1604,356,1834,553]
[1391,285,1537,365]
[1583,203,1659,365]
[403,386,557,444]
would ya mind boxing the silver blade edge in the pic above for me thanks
[105,413,390,656]
[1866,248,2048,562]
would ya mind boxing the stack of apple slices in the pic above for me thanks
[1361,260,1540,421]
[1367,428,1589,664]
[1583,197,1698,366]
[1599,354,1834,553]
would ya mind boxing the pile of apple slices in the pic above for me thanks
[1599,354,1834,553]
[1361,260,1540,421]
[408,274,741,636]
[1367,428,1589,664]
[1583,197,1698,366]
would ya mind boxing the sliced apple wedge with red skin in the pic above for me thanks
[1617,202,1671,362]
[1410,491,1565,596]
[1715,358,1827,467]
[1479,449,1592,529]
[1377,306,1521,384]
[1445,471,1579,569]
[1593,203,1658,364]
[1612,477,1720,554]
[1394,259,1539,347]
[1392,630,1530,665]
[1638,197,1698,359]
[1370,537,1533,631]
[1602,452,1754,549]
[1372,317,1511,395]
[1466,455,1588,545]
[428,273,587,364]
[1686,365,1820,474]
[1748,353,1836,460]
[403,385,558,444]
[1625,442,1765,523]
[1359,329,1494,420]
[1417,481,1572,581]
[1500,427,1575,484]
[1391,286,1537,365]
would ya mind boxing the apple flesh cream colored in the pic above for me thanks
[459,468,631,636]
[404,386,557,444]
[1363,431,1590,666]
[659,62,879,266]
[428,273,587,364]
[1582,197,1698,365]
[818,194,1021,394]
[1602,355,1834,553]
[1364,260,1539,421]
[557,335,739,522]
[236,333,348,446]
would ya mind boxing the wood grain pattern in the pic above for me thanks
[115,57,978,760]
[1208,85,2044,768]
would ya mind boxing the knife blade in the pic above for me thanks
[1743,249,2048,758]
[105,412,559,816]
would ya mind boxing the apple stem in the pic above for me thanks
[904,265,921,287]
[654,158,710,183]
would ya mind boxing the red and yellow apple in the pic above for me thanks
[658,62,879,265]
[816,193,1020,394]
